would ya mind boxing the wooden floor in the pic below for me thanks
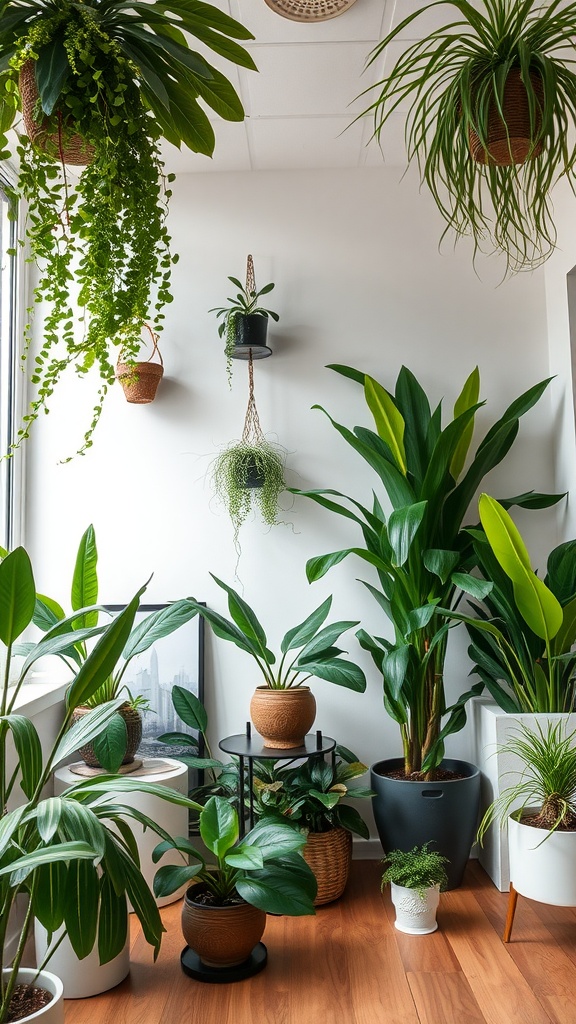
[64,860,576,1024]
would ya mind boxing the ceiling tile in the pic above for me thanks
[360,112,408,168]
[389,0,484,38]
[229,0,388,44]
[244,42,372,117]
[248,115,364,169]
[160,123,252,174]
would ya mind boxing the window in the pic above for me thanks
[0,176,21,551]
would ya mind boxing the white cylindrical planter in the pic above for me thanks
[34,924,130,998]
[508,814,576,906]
[54,757,189,907]
[390,883,440,935]
[3,968,64,1024]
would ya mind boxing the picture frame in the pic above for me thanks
[105,603,205,785]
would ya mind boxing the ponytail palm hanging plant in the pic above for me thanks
[0,0,256,457]
[359,0,576,272]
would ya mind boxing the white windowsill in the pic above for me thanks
[10,676,69,717]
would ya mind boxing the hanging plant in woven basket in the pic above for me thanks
[211,352,287,551]
[116,325,164,405]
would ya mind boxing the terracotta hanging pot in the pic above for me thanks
[468,68,544,166]
[18,60,94,166]
[116,326,164,404]
[250,686,316,748]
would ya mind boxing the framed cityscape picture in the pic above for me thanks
[105,603,205,785]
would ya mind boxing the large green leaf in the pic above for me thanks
[199,796,238,859]
[122,600,197,660]
[91,714,128,774]
[171,685,207,733]
[152,862,202,898]
[479,494,562,641]
[210,576,268,654]
[1,715,42,797]
[65,859,100,959]
[66,590,144,709]
[305,547,387,583]
[0,547,35,645]
[394,366,433,486]
[236,857,316,916]
[70,525,99,628]
[98,873,129,964]
[1,842,97,883]
[241,818,306,861]
[364,376,407,473]
[51,699,125,766]
[33,861,67,934]
[450,367,480,480]
[35,36,70,115]
[423,548,460,584]
[387,501,427,567]
[281,597,332,654]
[186,599,261,658]
[299,658,366,692]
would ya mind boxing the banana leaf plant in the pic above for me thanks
[292,364,562,778]
[185,575,367,692]
[451,493,576,713]
[28,524,198,771]
[0,544,201,1024]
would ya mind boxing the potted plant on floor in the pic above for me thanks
[210,255,279,384]
[292,363,561,887]
[32,524,197,772]
[153,794,316,975]
[358,0,576,272]
[0,544,200,1023]
[251,746,374,904]
[186,576,366,749]
[477,720,576,941]
[381,844,449,935]
[0,0,256,457]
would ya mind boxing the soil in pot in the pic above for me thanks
[3,969,63,1024]
[7,986,52,1022]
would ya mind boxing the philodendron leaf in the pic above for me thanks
[199,796,238,859]
[479,494,563,641]
[91,713,128,774]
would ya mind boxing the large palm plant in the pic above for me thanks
[294,364,561,778]
[359,0,576,271]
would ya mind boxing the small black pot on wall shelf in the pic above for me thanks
[210,255,279,382]
[231,313,272,360]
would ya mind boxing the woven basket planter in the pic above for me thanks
[468,69,544,166]
[250,686,316,748]
[71,702,142,767]
[303,827,352,905]
[18,60,94,166]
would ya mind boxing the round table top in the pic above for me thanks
[219,732,336,759]
[54,756,188,781]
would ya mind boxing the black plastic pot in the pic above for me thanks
[231,314,272,360]
[243,458,266,488]
[370,757,481,890]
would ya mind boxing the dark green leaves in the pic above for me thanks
[0,547,35,645]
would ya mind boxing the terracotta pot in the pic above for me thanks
[2,968,64,1024]
[468,68,544,166]
[115,360,164,404]
[181,887,266,968]
[250,686,316,748]
[303,827,352,905]
[71,702,142,767]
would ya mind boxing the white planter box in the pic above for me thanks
[471,699,576,891]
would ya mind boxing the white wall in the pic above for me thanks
[23,166,558,830]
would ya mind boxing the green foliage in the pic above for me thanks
[0,543,201,1024]
[359,0,576,272]
[187,576,367,692]
[211,437,287,549]
[152,795,317,915]
[292,364,561,776]
[252,746,374,838]
[453,497,576,713]
[210,272,279,381]
[0,0,256,456]
[477,721,576,842]
[381,843,449,898]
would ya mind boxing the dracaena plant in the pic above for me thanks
[451,494,576,714]
[292,364,561,778]
[186,575,367,693]
[0,545,198,1024]
[0,0,256,457]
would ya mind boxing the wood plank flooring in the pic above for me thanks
[64,860,576,1024]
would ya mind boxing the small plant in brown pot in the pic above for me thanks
[186,577,366,749]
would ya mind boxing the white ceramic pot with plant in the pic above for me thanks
[381,844,449,935]
[2,969,63,1024]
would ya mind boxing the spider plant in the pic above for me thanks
[359,0,576,271]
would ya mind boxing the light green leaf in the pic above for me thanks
[450,367,480,480]
[364,376,407,474]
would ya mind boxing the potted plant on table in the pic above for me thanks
[186,576,366,749]
[251,746,374,905]
[358,0,576,272]
[477,721,576,941]
[0,544,199,1024]
[0,0,256,458]
[31,524,197,772]
[381,844,449,935]
[152,794,316,976]
[291,363,561,887]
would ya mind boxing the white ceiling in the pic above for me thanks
[161,0,418,173]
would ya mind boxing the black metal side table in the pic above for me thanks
[219,725,337,836]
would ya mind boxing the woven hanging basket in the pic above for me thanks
[303,827,352,905]
[116,326,164,404]
[468,68,544,166]
[263,0,358,21]
[18,60,94,166]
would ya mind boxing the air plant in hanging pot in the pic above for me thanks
[211,355,287,551]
